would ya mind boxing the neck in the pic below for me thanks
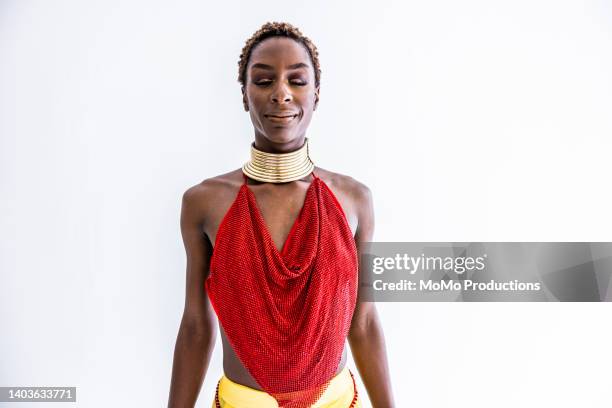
[252,134,306,154]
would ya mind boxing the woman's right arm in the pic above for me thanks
[168,186,217,408]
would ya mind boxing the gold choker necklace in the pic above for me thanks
[242,138,315,183]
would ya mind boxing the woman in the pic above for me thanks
[168,22,395,408]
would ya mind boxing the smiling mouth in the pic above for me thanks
[265,114,298,123]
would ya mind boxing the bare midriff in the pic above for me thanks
[218,323,348,390]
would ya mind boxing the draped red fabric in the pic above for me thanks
[206,171,358,407]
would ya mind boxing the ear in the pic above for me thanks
[313,86,320,111]
[241,86,249,111]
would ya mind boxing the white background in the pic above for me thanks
[1,0,611,407]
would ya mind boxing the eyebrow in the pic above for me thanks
[250,62,310,71]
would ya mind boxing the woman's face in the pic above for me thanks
[243,37,319,148]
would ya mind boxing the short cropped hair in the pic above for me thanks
[238,21,321,89]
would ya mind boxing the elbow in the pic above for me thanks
[180,315,217,343]
[348,305,381,344]
[348,318,370,344]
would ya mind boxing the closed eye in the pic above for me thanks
[254,80,308,87]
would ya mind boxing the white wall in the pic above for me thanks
[1,0,611,406]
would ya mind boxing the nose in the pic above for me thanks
[270,81,292,104]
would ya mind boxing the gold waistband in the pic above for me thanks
[213,366,360,407]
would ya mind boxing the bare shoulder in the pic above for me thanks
[181,169,244,227]
[314,167,373,238]
[315,166,373,209]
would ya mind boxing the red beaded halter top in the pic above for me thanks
[205,170,359,407]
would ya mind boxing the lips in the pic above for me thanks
[265,113,298,123]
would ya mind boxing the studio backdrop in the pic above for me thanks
[1,0,611,407]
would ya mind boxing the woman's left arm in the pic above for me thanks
[348,184,396,408]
